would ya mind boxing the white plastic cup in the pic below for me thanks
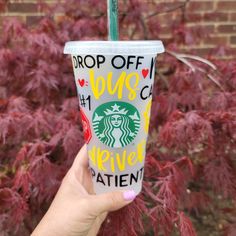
[64,41,164,194]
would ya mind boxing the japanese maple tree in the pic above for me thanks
[0,0,235,235]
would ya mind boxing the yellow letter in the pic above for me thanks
[88,146,96,166]
[125,72,140,100]
[127,152,138,166]
[89,69,106,99]
[107,71,126,99]
[137,140,146,163]
[97,148,110,171]
[116,151,126,171]
[110,155,115,173]
[143,100,152,134]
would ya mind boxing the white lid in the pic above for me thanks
[64,40,165,55]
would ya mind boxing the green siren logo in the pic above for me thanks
[92,101,140,148]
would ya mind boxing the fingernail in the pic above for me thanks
[123,190,136,201]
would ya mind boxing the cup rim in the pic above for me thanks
[64,40,165,55]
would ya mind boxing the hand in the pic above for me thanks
[31,144,136,236]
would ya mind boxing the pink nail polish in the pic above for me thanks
[123,190,136,201]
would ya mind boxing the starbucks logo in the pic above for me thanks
[92,101,140,148]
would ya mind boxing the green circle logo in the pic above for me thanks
[92,101,140,148]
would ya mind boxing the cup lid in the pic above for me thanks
[64,40,165,55]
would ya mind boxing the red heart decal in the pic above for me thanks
[78,79,85,87]
[142,69,149,78]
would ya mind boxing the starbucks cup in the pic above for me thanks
[64,41,164,194]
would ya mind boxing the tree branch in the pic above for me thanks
[140,15,148,40]
[166,50,225,92]
[145,0,190,19]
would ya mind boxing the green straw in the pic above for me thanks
[107,0,119,41]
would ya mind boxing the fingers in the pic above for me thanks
[88,190,136,216]
[71,144,89,171]
[70,145,136,213]
[67,144,94,193]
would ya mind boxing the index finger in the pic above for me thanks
[71,144,89,171]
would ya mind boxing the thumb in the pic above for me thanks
[89,190,136,215]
